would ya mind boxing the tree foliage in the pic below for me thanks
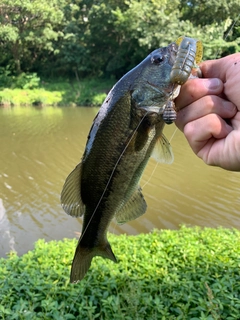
[0,0,64,73]
[0,0,239,80]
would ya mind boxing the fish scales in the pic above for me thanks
[61,38,201,283]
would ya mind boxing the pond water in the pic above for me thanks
[0,106,240,257]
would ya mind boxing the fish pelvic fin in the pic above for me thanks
[70,240,117,283]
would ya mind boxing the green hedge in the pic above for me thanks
[0,226,240,319]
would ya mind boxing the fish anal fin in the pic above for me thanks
[70,240,117,283]
[116,187,147,224]
[151,134,174,164]
[61,163,85,217]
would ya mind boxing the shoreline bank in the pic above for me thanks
[0,78,115,107]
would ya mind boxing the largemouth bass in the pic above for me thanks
[61,38,200,283]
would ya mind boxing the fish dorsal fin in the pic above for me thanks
[115,187,147,224]
[61,163,85,217]
[151,134,174,164]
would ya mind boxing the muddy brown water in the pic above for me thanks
[0,106,240,257]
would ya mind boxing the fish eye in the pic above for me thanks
[151,54,164,64]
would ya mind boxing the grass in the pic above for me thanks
[0,226,240,319]
[0,77,115,107]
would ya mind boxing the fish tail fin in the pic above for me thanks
[70,246,94,283]
[70,240,117,283]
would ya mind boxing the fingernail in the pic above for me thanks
[223,100,237,113]
[203,78,221,90]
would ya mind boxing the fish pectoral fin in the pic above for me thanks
[60,163,85,217]
[151,134,174,164]
[115,187,147,224]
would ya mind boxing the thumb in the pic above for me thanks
[200,54,239,80]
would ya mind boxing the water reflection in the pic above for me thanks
[0,106,240,257]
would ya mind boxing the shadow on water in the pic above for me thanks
[0,106,240,257]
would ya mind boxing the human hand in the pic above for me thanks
[175,53,240,171]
